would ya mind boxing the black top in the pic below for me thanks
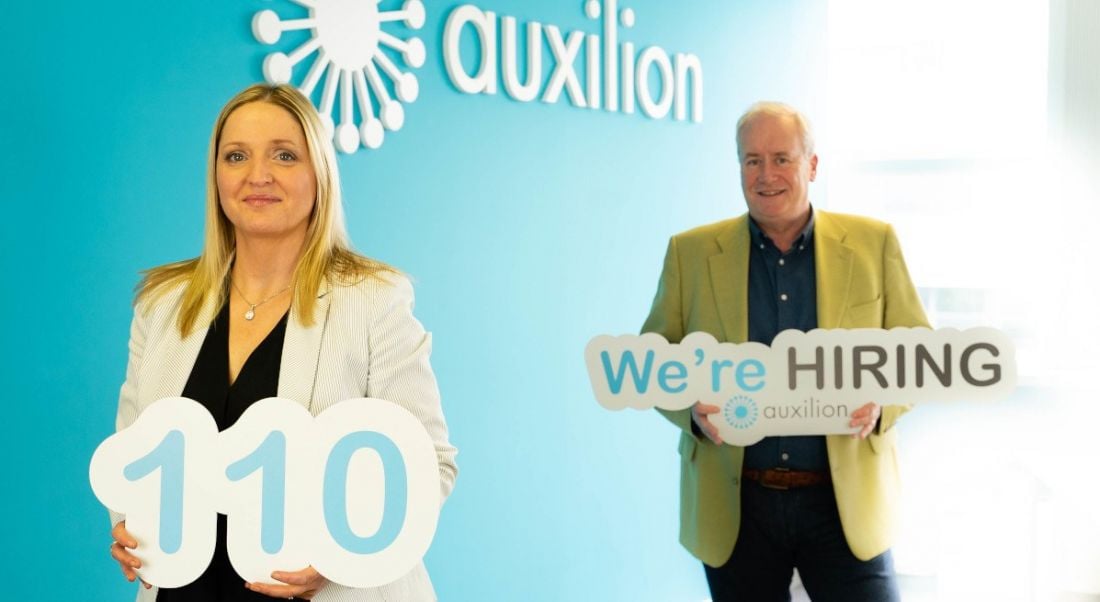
[183,301,288,430]
[157,301,289,602]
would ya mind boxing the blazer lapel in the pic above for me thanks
[708,216,750,343]
[144,294,216,403]
[278,282,333,411]
[814,211,854,329]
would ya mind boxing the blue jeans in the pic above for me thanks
[703,480,900,602]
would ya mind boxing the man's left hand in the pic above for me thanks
[848,402,881,439]
[246,566,327,600]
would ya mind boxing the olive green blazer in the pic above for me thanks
[642,210,929,565]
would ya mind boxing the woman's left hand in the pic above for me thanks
[246,566,327,600]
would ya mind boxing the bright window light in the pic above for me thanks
[822,1,1100,600]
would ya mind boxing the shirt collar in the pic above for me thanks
[748,205,816,250]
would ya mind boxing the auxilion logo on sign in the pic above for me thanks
[252,0,704,155]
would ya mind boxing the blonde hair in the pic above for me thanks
[136,83,393,336]
[736,101,816,159]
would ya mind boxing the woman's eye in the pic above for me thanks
[224,151,246,163]
[276,151,296,161]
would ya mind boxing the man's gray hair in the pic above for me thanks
[736,101,816,159]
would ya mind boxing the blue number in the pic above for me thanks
[123,429,185,554]
[225,431,287,554]
[322,431,407,554]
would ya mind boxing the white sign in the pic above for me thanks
[90,397,441,588]
[585,328,1016,445]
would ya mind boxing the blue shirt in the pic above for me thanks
[741,209,830,472]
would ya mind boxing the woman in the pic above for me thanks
[107,83,458,601]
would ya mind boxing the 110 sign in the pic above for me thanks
[89,397,441,589]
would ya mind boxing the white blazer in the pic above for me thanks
[111,272,458,602]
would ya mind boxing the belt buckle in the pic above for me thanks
[760,467,791,491]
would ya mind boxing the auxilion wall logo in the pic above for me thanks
[252,0,427,154]
[251,1,703,155]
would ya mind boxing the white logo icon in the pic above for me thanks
[252,1,427,154]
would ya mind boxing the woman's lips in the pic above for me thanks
[244,194,279,206]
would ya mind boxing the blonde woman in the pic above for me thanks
[106,83,457,601]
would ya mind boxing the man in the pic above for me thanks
[642,102,929,601]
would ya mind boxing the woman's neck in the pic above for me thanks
[231,234,303,296]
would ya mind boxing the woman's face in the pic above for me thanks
[216,101,317,246]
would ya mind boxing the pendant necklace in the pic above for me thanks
[231,280,291,321]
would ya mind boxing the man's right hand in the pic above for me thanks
[691,402,724,445]
[110,521,151,589]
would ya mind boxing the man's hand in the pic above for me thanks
[246,566,327,600]
[691,402,724,444]
[849,402,881,439]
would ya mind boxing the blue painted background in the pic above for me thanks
[0,1,827,599]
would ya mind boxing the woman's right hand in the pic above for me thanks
[110,521,151,589]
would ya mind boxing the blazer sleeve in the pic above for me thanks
[641,237,695,436]
[109,307,148,528]
[366,276,458,503]
[877,224,932,434]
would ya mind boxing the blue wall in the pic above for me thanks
[0,1,826,599]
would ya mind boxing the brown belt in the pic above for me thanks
[742,468,831,490]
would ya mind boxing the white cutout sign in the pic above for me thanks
[585,327,1016,445]
[90,397,441,589]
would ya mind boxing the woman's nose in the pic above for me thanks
[249,159,273,185]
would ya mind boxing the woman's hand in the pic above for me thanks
[109,521,151,589]
[246,566,327,600]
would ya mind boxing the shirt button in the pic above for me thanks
[781,452,790,461]
[778,258,785,266]
[799,245,804,251]
[759,243,766,249]
[780,293,788,301]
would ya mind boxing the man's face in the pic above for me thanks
[738,114,817,228]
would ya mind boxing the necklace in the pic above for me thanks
[231,280,291,321]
